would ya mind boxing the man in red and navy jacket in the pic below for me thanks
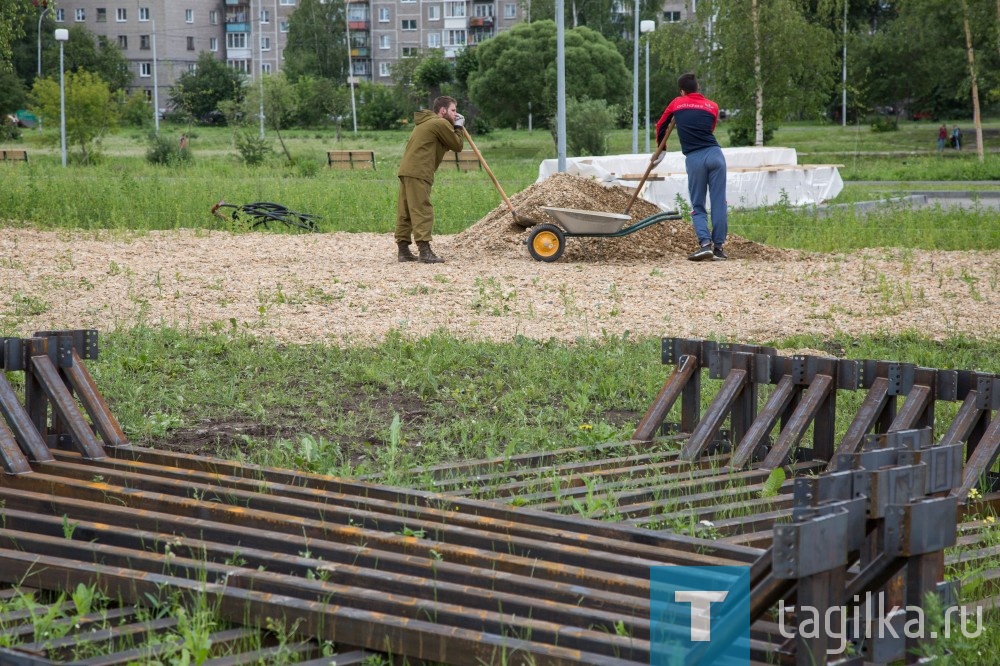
[656,73,728,261]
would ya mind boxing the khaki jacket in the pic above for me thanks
[397,109,464,183]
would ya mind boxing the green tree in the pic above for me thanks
[284,0,348,82]
[414,49,454,105]
[468,20,630,130]
[357,80,408,130]
[30,69,118,163]
[711,0,838,145]
[244,72,299,163]
[0,0,33,72]
[169,52,246,123]
[0,69,26,115]
[565,97,615,155]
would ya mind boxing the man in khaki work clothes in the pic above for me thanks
[395,96,465,263]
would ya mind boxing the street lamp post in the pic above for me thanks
[631,0,639,153]
[55,28,68,167]
[641,20,655,152]
[37,2,51,77]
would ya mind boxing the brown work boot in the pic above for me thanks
[397,242,418,262]
[417,241,444,264]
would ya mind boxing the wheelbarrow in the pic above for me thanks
[526,207,683,262]
[526,118,680,262]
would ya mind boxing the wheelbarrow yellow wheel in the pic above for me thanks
[527,224,565,262]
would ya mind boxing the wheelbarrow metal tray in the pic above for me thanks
[540,207,632,234]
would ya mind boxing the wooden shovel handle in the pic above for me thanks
[623,118,675,216]
[461,127,517,215]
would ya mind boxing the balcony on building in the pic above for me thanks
[226,22,250,32]
[348,20,370,30]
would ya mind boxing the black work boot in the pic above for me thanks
[417,241,444,264]
[397,242,418,262]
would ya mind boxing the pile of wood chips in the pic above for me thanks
[455,173,790,262]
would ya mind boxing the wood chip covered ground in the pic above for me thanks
[1,174,997,346]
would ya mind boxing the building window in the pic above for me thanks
[260,9,270,24]
[139,8,150,22]
[262,63,272,73]
[261,36,271,51]
[378,7,390,22]
[402,19,417,30]
[185,9,194,23]
[379,62,391,77]
[116,8,127,22]
[143,89,152,101]
[475,4,494,17]
[139,62,152,78]
[280,0,296,5]
[210,37,218,52]
[447,29,466,46]
[75,8,86,22]
[210,10,219,25]
[186,36,195,50]
[117,35,128,49]
[227,33,247,49]
[446,2,466,18]
[96,8,107,23]
[401,0,415,3]
[228,60,250,73]
[402,47,418,57]
[428,6,440,20]
[140,35,150,50]
[55,9,65,22]
[188,63,197,72]
[379,35,390,49]
[663,11,681,22]
[503,3,516,18]
[428,33,441,47]
[279,21,289,32]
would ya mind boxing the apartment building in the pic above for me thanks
[47,0,525,108]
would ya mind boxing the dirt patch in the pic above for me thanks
[454,173,791,262]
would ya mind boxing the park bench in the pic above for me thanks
[445,150,481,171]
[0,149,28,163]
[326,150,376,169]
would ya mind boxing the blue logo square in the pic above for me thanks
[650,565,750,665]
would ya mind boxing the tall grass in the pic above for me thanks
[3,123,998,243]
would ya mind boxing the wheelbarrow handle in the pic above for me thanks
[623,118,675,216]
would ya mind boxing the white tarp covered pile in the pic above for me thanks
[537,147,843,212]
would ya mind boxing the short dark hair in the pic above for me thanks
[678,73,698,94]
[433,96,457,113]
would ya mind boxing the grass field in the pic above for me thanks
[1,119,999,663]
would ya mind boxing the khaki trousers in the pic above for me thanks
[395,176,435,243]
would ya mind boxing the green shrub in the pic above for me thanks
[120,91,153,128]
[870,115,898,132]
[728,124,776,146]
[565,97,614,156]
[234,130,271,166]
[145,133,192,166]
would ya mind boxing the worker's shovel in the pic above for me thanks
[461,127,540,228]
[623,118,675,216]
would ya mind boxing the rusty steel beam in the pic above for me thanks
[632,354,698,442]
[826,376,892,471]
[91,446,761,563]
[953,414,1000,501]
[39,452,756,567]
[888,384,933,432]
[0,530,648,661]
[0,371,51,465]
[0,550,649,666]
[728,374,797,470]
[679,367,749,461]
[61,349,128,448]
[761,374,834,470]
[26,353,105,460]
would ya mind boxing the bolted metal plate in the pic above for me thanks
[773,508,849,579]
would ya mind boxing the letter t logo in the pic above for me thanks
[674,590,729,641]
